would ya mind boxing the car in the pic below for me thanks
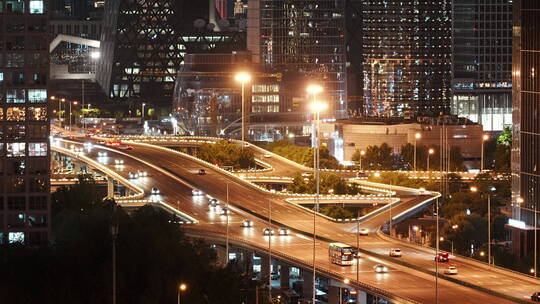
[97,151,107,157]
[209,198,219,207]
[83,142,93,149]
[138,170,148,177]
[198,169,206,175]
[353,250,361,259]
[244,143,250,147]
[119,145,133,150]
[435,252,450,262]
[241,219,253,228]
[263,228,275,236]
[270,272,280,280]
[531,292,540,302]
[98,140,106,145]
[128,172,139,179]
[359,228,369,236]
[444,265,458,275]
[192,189,203,196]
[151,187,160,195]
[114,159,124,165]
[264,153,272,158]
[373,264,388,273]
[220,208,229,216]
[389,248,402,257]
[278,228,290,236]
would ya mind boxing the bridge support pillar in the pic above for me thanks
[107,177,114,199]
[301,269,313,300]
[279,264,290,290]
[328,285,340,304]
[355,290,367,304]
[260,254,270,282]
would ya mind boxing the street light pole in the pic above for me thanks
[226,183,229,266]
[436,198,439,304]
[268,199,272,302]
[428,148,434,172]
[414,132,421,171]
[488,194,491,266]
[359,150,365,172]
[481,134,489,171]
[142,103,146,122]
[235,72,252,142]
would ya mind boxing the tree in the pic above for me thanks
[320,205,354,219]
[362,143,394,170]
[198,141,256,169]
[497,127,512,147]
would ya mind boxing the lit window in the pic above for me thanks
[28,142,47,156]
[28,107,47,121]
[7,142,26,157]
[29,0,44,14]
[28,89,47,103]
[6,89,25,103]
[8,232,24,244]
[7,107,25,121]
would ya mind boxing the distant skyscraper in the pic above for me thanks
[362,0,452,117]
[451,0,513,132]
[247,0,348,119]
[509,0,540,258]
[96,0,245,105]
[0,0,50,244]
[345,0,363,116]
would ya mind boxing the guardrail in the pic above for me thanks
[184,228,422,304]
[376,228,540,285]
[52,143,145,201]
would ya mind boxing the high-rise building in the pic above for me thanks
[509,0,540,258]
[0,0,50,245]
[247,0,348,119]
[451,0,513,132]
[362,0,452,117]
[345,0,363,116]
[96,0,245,106]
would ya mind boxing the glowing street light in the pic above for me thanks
[359,150,366,171]
[235,72,252,142]
[177,283,187,304]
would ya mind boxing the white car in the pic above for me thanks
[128,172,139,179]
[220,208,229,216]
[114,159,124,165]
[278,228,289,236]
[138,170,148,177]
[264,153,272,158]
[359,228,369,236]
[241,219,253,228]
[373,264,388,273]
[209,198,219,207]
[98,151,107,157]
[444,265,458,275]
[389,248,402,257]
[192,189,203,196]
[151,187,160,195]
[263,228,275,236]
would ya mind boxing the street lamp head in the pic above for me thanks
[50,96,56,100]
[235,72,251,83]
[415,132,421,139]
[179,283,187,291]
[429,148,435,154]
[288,133,295,138]
[480,251,485,257]
[470,186,478,192]
[309,101,328,113]
[452,224,459,229]
[61,98,65,102]
[517,197,524,204]
[73,101,78,105]
[440,237,444,241]
[483,134,489,141]
[306,84,323,94]
[360,150,366,156]
[412,225,419,232]
[343,278,350,284]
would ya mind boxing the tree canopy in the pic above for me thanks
[198,140,256,169]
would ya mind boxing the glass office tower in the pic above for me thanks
[510,0,540,257]
[248,0,348,119]
[362,0,452,117]
[0,0,50,244]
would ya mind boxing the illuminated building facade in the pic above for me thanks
[247,0,348,119]
[362,0,452,117]
[510,0,540,257]
[0,0,50,244]
[96,0,245,105]
[451,0,513,132]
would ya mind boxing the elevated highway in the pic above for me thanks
[52,136,537,303]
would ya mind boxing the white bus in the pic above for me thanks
[329,243,355,266]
